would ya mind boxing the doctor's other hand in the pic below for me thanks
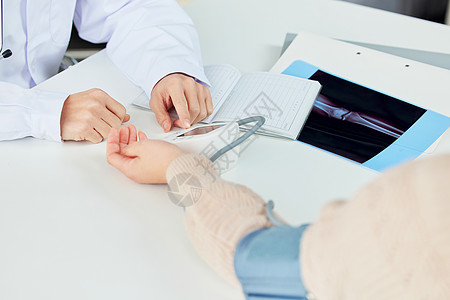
[150,73,213,133]
[60,88,130,143]
[106,125,185,184]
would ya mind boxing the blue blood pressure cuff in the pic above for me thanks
[234,224,310,300]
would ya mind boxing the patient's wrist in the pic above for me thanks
[166,153,218,184]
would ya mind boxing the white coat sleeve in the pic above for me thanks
[73,0,210,99]
[0,82,68,141]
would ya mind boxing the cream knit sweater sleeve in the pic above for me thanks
[166,153,273,287]
[167,153,450,299]
[301,154,450,300]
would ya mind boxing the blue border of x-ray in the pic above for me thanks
[282,60,450,172]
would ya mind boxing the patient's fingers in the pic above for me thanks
[138,131,148,141]
[107,129,132,169]
[128,125,138,143]
[106,128,120,156]
[119,126,130,150]
[106,128,134,172]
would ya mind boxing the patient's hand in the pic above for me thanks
[106,125,185,184]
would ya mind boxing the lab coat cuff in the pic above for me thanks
[29,89,70,142]
[166,153,219,188]
[194,77,210,88]
[135,62,211,109]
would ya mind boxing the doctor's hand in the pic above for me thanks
[150,73,213,133]
[106,125,185,184]
[60,89,130,143]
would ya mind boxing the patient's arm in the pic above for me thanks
[107,126,450,299]
[166,153,273,286]
[106,125,272,285]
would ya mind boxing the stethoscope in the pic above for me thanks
[0,48,12,60]
[0,0,12,61]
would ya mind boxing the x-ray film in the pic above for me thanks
[283,60,450,171]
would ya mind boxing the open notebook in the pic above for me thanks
[133,65,321,140]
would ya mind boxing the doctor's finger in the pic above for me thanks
[100,109,122,129]
[93,119,112,140]
[123,114,131,123]
[170,89,191,129]
[194,84,207,124]
[184,83,200,124]
[150,93,172,132]
[85,129,104,144]
[102,93,128,121]
[204,87,213,116]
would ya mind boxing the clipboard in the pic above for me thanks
[271,32,450,171]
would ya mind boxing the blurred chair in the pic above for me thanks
[342,0,449,23]
[59,54,78,72]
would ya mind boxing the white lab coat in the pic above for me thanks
[0,0,209,141]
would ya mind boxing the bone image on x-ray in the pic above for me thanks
[313,95,404,139]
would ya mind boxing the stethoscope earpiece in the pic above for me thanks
[2,49,12,59]
[0,49,12,60]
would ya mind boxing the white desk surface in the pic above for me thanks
[1,1,450,299]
